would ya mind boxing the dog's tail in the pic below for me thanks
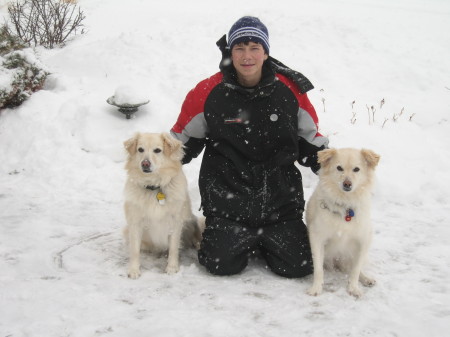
[182,216,205,250]
[197,216,206,233]
[192,216,206,250]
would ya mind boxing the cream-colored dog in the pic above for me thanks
[306,148,380,297]
[123,132,202,278]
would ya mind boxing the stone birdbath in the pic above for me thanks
[107,85,150,119]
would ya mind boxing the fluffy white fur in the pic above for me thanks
[306,148,380,297]
[123,132,203,278]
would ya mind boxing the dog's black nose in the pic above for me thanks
[343,180,352,191]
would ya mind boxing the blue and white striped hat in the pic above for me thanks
[228,16,270,54]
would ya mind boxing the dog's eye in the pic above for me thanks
[353,167,360,172]
[337,166,344,172]
[138,147,144,153]
[154,148,162,154]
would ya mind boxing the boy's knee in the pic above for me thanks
[269,261,313,278]
[198,249,247,276]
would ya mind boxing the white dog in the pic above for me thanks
[123,132,203,278]
[306,148,380,297]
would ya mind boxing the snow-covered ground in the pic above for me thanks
[1,0,450,336]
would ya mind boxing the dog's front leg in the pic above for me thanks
[307,233,325,296]
[127,225,143,279]
[347,244,366,297]
[166,221,182,274]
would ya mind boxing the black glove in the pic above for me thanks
[298,144,326,174]
[300,153,321,174]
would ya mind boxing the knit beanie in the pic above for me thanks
[228,16,270,54]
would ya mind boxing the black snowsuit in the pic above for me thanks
[171,37,329,277]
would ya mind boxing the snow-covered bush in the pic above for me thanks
[0,25,48,109]
[7,0,85,49]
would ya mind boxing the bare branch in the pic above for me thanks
[7,0,85,49]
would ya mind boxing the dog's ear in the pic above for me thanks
[161,132,184,161]
[361,149,380,169]
[317,148,336,168]
[124,133,139,155]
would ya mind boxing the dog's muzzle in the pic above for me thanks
[141,159,152,173]
[343,179,352,192]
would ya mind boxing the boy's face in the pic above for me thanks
[231,41,268,87]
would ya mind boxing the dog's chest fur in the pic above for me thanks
[126,182,183,217]
[124,177,188,250]
[307,184,373,239]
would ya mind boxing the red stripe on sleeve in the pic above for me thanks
[172,72,223,134]
[276,73,323,137]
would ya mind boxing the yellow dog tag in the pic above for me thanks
[156,191,166,205]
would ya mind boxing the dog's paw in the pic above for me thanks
[360,275,376,287]
[165,264,179,274]
[127,267,141,279]
[307,284,323,296]
[347,284,363,298]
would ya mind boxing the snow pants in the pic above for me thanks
[198,216,313,278]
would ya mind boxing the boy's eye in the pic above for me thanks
[138,147,144,153]
[337,166,343,172]
[154,148,162,154]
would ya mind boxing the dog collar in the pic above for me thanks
[345,209,355,222]
[145,185,166,205]
[320,201,355,222]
